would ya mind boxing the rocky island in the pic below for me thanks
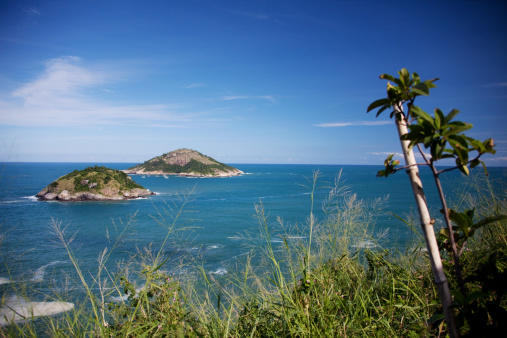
[36,166,154,201]
[123,148,243,177]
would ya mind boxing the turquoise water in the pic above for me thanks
[0,162,504,301]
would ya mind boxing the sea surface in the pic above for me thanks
[0,162,505,304]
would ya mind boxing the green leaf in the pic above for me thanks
[444,109,460,125]
[451,289,466,306]
[434,109,444,129]
[398,68,410,86]
[379,73,396,82]
[470,159,480,168]
[423,135,434,148]
[152,256,171,272]
[483,138,496,153]
[376,105,390,117]
[424,78,439,88]
[410,106,435,127]
[473,214,507,229]
[448,209,469,228]
[438,228,449,238]
[449,136,470,164]
[411,82,430,96]
[431,140,445,160]
[440,153,455,160]
[457,163,470,176]
[448,134,468,150]
[465,291,488,304]
[481,160,489,176]
[367,98,390,113]
[466,137,485,152]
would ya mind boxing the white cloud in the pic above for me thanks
[23,7,41,15]
[230,10,270,21]
[1,56,192,127]
[485,156,507,161]
[483,82,507,87]
[222,95,276,102]
[182,83,204,89]
[368,152,404,158]
[12,56,104,105]
[315,121,391,127]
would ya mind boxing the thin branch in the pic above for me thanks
[392,162,429,173]
[416,144,432,165]
[431,164,466,295]
[436,153,484,175]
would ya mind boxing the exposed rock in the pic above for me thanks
[0,296,74,326]
[124,148,244,177]
[36,166,154,202]
[58,190,70,200]
[44,193,58,200]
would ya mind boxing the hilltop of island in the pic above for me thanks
[123,148,243,177]
[36,166,154,201]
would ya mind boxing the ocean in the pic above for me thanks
[0,162,505,305]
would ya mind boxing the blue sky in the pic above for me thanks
[1,1,506,166]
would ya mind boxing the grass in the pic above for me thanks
[1,171,506,337]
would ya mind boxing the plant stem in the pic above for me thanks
[394,104,459,338]
[430,164,466,295]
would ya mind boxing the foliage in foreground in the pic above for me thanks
[1,173,506,337]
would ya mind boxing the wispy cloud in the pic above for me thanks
[230,10,270,21]
[1,56,193,127]
[485,156,507,161]
[23,7,41,15]
[367,151,432,160]
[182,83,205,89]
[315,121,391,127]
[222,95,276,102]
[483,82,507,88]
[368,152,403,158]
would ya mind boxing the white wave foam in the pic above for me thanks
[0,296,74,326]
[32,261,66,282]
[22,196,38,201]
[0,201,19,204]
[0,277,12,285]
[110,286,145,302]
[352,240,376,249]
[206,244,224,250]
[211,268,227,275]
[0,196,38,204]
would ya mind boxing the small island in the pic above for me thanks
[123,149,244,177]
[36,166,154,201]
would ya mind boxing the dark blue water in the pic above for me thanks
[0,162,504,301]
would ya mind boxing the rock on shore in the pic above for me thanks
[36,166,154,202]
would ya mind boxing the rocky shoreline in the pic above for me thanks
[122,168,244,177]
[36,188,155,201]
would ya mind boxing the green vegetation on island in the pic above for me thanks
[124,148,243,177]
[36,165,153,201]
